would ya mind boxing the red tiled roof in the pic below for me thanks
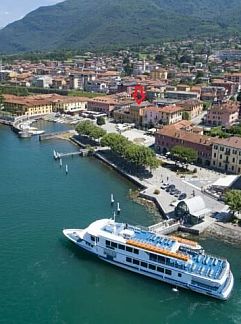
[212,136,241,149]
[156,124,214,146]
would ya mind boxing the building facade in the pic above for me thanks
[3,95,53,116]
[155,122,213,165]
[165,91,200,100]
[178,100,203,119]
[205,102,239,127]
[211,137,241,174]
[87,96,118,116]
[143,105,183,126]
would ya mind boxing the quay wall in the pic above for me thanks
[94,152,146,190]
[139,191,167,218]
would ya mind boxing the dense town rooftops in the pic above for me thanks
[158,105,183,113]
[178,99,203,108]
[88,96,119,105]
[3,94,90,107]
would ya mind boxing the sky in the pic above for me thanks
[0,0,63,28]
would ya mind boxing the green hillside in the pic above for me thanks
[0,0,240,53]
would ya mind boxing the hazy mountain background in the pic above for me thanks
[0,0,240,53]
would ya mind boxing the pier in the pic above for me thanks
[53,149,89,159]
[148,219,180,235]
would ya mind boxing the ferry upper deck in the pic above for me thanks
[85,219,228,281]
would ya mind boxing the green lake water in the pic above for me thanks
[0,122,240,324]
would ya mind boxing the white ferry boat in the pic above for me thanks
[63,218,234,300]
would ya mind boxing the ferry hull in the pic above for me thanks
[63,229,233,301]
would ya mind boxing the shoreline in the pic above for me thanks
[69,135,241,246]
[3,120,241,246]
[203,222,241,246]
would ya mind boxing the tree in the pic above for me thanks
[209,127,228,138]
[155,54,165,65]
[123,57,134,76]
[170,145,198,164]
[195,70,204,79]
[182,111,190,120]
[179,55,192,64]
[75,120,106,140]
[224,190,241,216]
[100,132,159,170]
[203,101,211,111]
[96,116,105,126]
[124,63,133,76]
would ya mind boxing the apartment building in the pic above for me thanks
[3,95,53,116]
[155,121,213,166]
[205,102,239,127]
[143,105,183,126]
[211,137,241,174]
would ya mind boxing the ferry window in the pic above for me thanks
[133,259,139,265]
[106,240,110,246]
[157,256,166,264]
[149,264,156,271]
[157,267,164,273]
[178,273,182,277]
[150,253,157,262]
[126,246,133,253]
[118,244,125,250]
[126,257,132,263]
[133,249,139,254]
[165,269,172,275]
[90,235,95,242]
[111,242,117,248]
[141,262,147,268]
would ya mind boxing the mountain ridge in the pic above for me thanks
[0,0,240,54]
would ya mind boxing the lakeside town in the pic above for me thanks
[1,38,241,243]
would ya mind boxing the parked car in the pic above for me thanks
[174,190,181,197]
[161,183,168,189]
[166,184,175,192]
[179,193,187,200]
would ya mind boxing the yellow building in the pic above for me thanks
[3,94,90,116]
[52,96,89,113]
[150,68,168,80]
[3,95,53,116]
[211,137,241,174]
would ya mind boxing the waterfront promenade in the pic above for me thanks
[71,136,226,234]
